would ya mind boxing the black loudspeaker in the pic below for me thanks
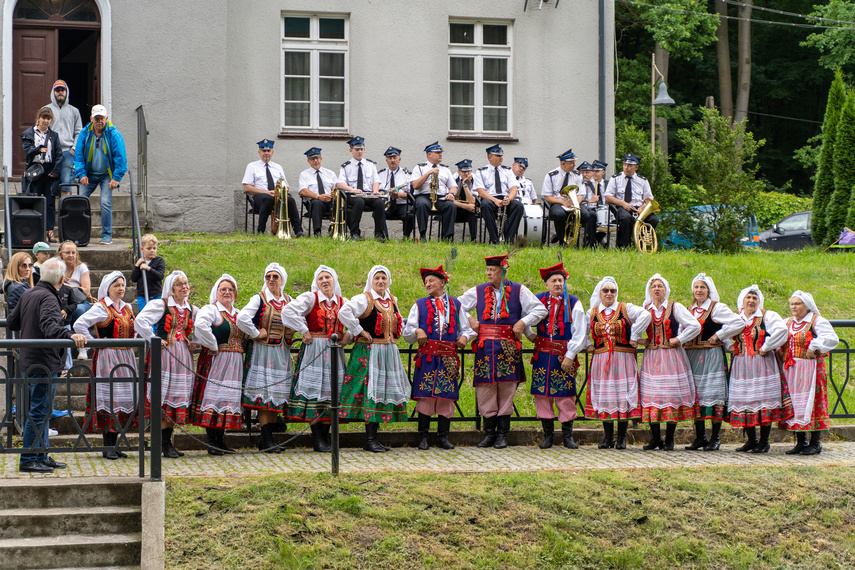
[9,195,46,248]
[58,195,92,247]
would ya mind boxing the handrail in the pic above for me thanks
[3,165,10,254]
[135,105,148,224]
[128,170,149,302]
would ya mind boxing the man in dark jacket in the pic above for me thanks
[8,257,86,473]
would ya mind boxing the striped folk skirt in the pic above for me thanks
[86,347,140,433]
[728,352,794,428]
[639,347,696,423]
[190,348,245,430]
[584,351,641,421]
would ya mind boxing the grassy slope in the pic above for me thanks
[166,467,855,570]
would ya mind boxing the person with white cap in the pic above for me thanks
[778,290,839,455]
[73,104,127,245]
[604,154,657,248]
[74,271,138,460]
[722,285,792,453]
[282,265,350,452]
[134,270,199,458]
[338,265,408,452]
[682,273,744,451]
[237,263,295,453]
[190,274,245,456]
[638,274,701,451]
[585,276,651,449]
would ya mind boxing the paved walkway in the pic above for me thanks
[4,442,855,479]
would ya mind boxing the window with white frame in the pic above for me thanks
[282,14,348,132]
[448,21,512,135]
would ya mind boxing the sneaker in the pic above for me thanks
[77,348,88,360]
[48,428,58,437]
[99,237,113,245]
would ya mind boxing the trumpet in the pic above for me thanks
[633,198,661,252]
[559,184,581,247]
[271,178,292,240]
[329,187,348,241]
[429,172,439,211]
[381,183,410,211]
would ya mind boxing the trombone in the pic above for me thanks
[559,184,581,247]
[329,187,348,241]
[271,178,292,240]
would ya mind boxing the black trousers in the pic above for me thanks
[348,196,387,238]
[481,199,523,243]
[614,207,658,248]
[253,192,301,235]
[386,201,415,239]
[27,173,59,234]
[548,203,569,243]
[306,198,332,235]
[580,204,599,248]
[414,195,455,240]
[454,206,478,242]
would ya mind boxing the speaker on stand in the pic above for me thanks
[9,196,46,249]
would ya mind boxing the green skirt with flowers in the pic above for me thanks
[339,343,409,423]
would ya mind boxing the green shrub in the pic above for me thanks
[754,191,813,229]
[826,88,855,243]
[812,70,846,243]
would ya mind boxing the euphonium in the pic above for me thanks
[429,172,439,211]
[330,187,348,241]
[559,184,581,247]
[272,178,292,239]
[633,198,661,252]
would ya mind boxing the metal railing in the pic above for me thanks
[128,170,149,302]
[3,165,10,253]
[135,106,149,225]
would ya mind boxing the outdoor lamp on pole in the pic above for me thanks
[651,52,675,154]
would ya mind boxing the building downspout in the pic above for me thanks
[599,0,607,168]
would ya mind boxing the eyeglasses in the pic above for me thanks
[265,275,280,281]
[601,288,617,293]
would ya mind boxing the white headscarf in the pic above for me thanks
[691,272,720,303]
[163,270,188,301]
[311,265,342,298]
[643,273,671,308]
[790,290,819,316]
[209,273,238,305]
[590,276,618,312]
[98,270,125,301]
[737,284,765,313]
[364,265,392,297]
[263,262,287,294]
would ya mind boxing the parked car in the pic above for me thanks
[758,211,812,250]
[663,205,759,250]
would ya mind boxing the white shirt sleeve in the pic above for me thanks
[456,303,475,342]
[133,299,166,341]
[339,293,370,336]
[565,299,590,359]
[194,305,221,351]
[241,162,255,186]
[298,169,312,193]
[711,302,745,340]
[673,302,702,344]
[281,291,315,335]
[604,176,618,198]
[73,302,109,340]
[520,285,549,327]
[760,310,788,352]
[472,168,485,192]
[402,303,421,344]
[336,166,348,186]
[809,315,839,353]
[237,294,262,339]
[625,303,652,341]
[458,286,478,313]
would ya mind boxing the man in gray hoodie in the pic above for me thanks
[47,79,82,191]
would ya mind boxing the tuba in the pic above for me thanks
[559,185,581,247]
[329,187,348,241]
[271,178,292,239]
[633,199,661,252]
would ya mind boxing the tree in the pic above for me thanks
[825,88,855,243]
[811,70,846,243]
[802,0,855,77]
[672,107,765,252]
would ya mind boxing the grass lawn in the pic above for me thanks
[166,466,855,569]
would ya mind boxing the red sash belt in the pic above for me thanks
[534,337,568,357]
[417,339,458,358]
[479,324,515,341]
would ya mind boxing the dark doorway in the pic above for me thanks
[58,29,98,123]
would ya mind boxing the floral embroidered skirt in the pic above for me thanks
[779,357,830,432]
[190,348,245,430]
[339,343,409,423]
[728,352,794,428]
[146,341,193,425]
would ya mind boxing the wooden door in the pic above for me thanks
[12,28,57,175]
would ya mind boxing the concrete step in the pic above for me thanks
[0,506,141,539]
[0,192,143,211]
[4,238,133,267]
[0,533,141,570]
[0,478,142,510]
[54,394,87,411]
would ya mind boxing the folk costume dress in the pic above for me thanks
[639,274,701,424]
[134,271,198,425]
[74,271,139,435]
[237,263,294,415]
[190,275,245,431]
[283,265,349,423]
[338,266,409,424]
[779,291,838,434]
[723,285,793,429]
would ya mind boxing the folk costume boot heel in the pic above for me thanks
[217,429,235,454]
[206,428,224,456]
[598,421,615,449]
[786,432,808,455]
[310,423,330,453]
[494,416,511,449]
[685,420,708,450]
[259,423,281,454]
[162,428,182,459]
[436,416,455,450]
[363,422,386,453]
[417,413,431,451]
[703,422,722,451]
[102,431,119,460]
[801,431,822,456]
[477,416,498,448]
[735,427,758,452]
[615,421,628,450]
[539,420,554,449]
[663,423,677,451]
[643,423,663,451]
[750,425,771,453]
[561,421,579,449]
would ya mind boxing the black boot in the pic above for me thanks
[598,421,615,449]
[643,423,663,451]
[217,429,236,453]
[310,423,330,452]
[703,422,722,451]
[436,416,455,450]
[494,416,511,449]
[477,416,498,448]
[561,421,579,449]
[162,428,182,458]
[735,427,758,452]
[663,423,677,451]
[615,421,628,450]
[539,420,554,449]
[417,413,431,451]
[750,425,771,453]
[206,428,224,456]
[363,422,386,453]
[258,423,281,453]
[801,431,822,455]
[685,420,709,450]
[102,431,119,460]
[786,432,808,455]
[320,423,332,450]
